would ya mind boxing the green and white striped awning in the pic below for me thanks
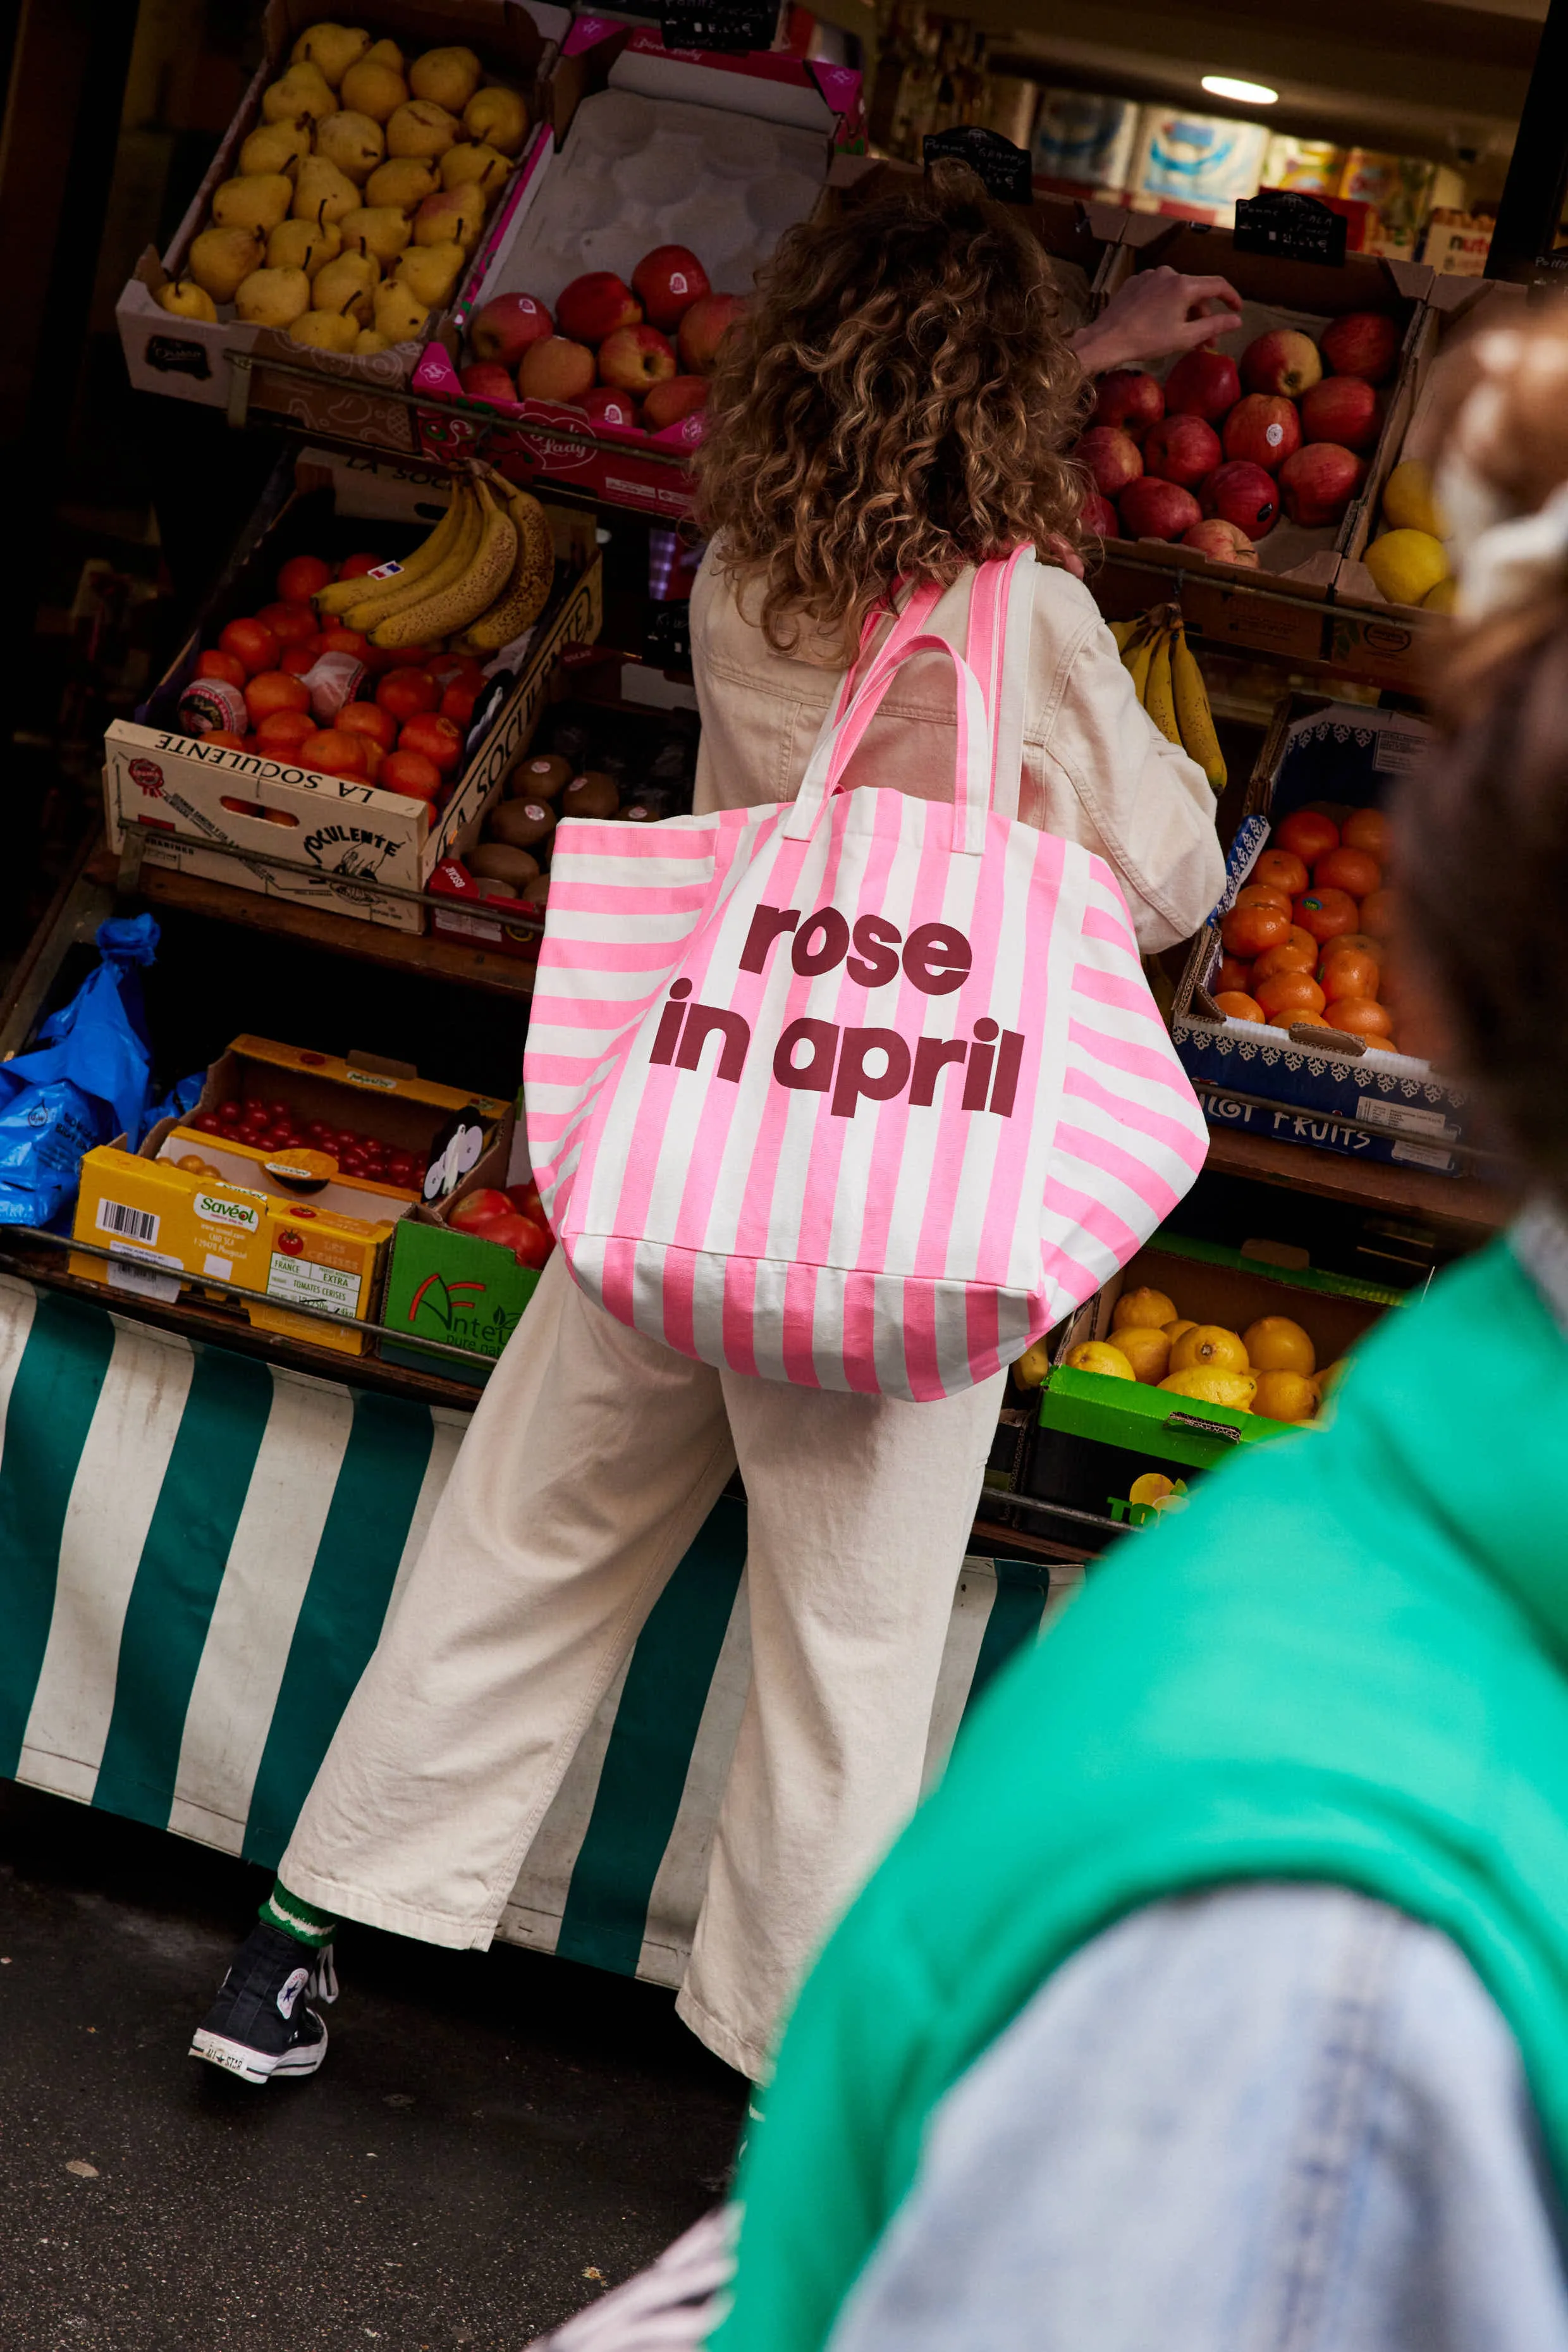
[0,1275,1073,1988]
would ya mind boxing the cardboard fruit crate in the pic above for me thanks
[1037,1231,1402,1472]
[1170,691,1470,1173]
[116,0,568,443]
[102,447,602,934]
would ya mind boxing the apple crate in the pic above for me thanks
[115,0,568,443]
[1088,219,1431,651]
[102,446,603,933]
[1170,691,1471,1173]
[408,32,861,515]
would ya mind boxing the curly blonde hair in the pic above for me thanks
[691,162,1092,655]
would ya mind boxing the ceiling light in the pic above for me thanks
[1201,74,1279,104]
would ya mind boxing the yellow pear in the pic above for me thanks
[213,173,293,233]
[188,224,264,301]
[463,85,529,157]
[340,55,408,121]
[412,183,485,252]
[290,307,361,353]
[313,251,380,325]
[396,239,465,309]
[410,46,482,111]
[365,156,439,213]
[292,155,360,226]
[353,328,390,355]
[439,141,510,199]
[262,61,337,128]
[340,205,410,266]
[364,37,405,72]
[373,279,430,345]
[267,214,341,275]
[156,278,217,323]
[291,22,371,87]
[234,264,312,328]
[315,109,384,184]
[386,99,458,162]
[239,119,311,176]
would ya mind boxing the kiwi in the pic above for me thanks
[563,770,620,820]
[520,873,549,906]
[470,842,540,889]
[488,797,556,851]
[510,751,570,801]
[620,802,656,823]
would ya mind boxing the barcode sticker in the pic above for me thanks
[1373,730,1429,775]
[106,1245,182,1304]
[97,1198,160,1245]
[1354,1097,1457,1140]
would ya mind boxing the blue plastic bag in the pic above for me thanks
[0,915,160,1228]
[136,1068,205,1148]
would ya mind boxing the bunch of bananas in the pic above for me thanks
[1112,605,1225,795]
[312,463,554,651]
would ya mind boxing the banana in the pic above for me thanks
[345,479,482,635]
[312,488,466,620]
[372,479,518,648]
[1170,624,1227,794]
[460,475,554,651]
[1123,627,1157,702]
[1110,618,1141,650]
[1144,626,1182,747]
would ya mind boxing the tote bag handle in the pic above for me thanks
[785,631,993,854]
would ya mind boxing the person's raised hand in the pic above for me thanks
[1071,268,1242,377]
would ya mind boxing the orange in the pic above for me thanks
[1275,810,1339,863]
[1253,929,1318,980]
[1326,931,1382,967]
[1341,807,1389,860]
[1215,990,1265,1022]
[1328,995,1393,1039]
[1216,953,1254,994]
[1359,888,1399,937]
[1235,882,1292,914]
[1253,847,1309,896]
[1313,844,1382,898]
[1293,887,1359,944]
[1318,948,1380,1003]
[1271,1009,1330,1029]
[1255,970,1326,1018]
[1222,902,1290,957]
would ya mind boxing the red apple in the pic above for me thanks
[1278,442,1366,527]
[1182,518,1260,567]
[1223,393,1301,473]
[460,360,517,404]
[631,244,711,331]
[376,668,439,720]
[578,386,640,428]
[337,699,398,753]
[677,292,744,373]
[1299,375,1380,451]
[379,749,443,801]
[1078,426,1142,498]
[1092,369,1163,440]
[1240,329,1323,398]
[470,291,554,366]
[1142,413,1222,490]
[1118,477,1201,542]
[518,336,596,403]
[1163,347,1240,424]
[1201,462,1281,541]
[598,323,677,392]
[642,374,707,431]
[298,727,369,780]
[1081,490,1118,536]
[1320,311,1399,384]
[556,271,641,344]
[398,711,464,775]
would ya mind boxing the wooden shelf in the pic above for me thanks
[87,849,537,1000]
[1201,1121,1516,1233]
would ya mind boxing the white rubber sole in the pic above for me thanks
[189,2021,328,2085]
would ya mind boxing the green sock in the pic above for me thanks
[260,1880,338,1949]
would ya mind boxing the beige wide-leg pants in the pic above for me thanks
[280,1253,1005,2081]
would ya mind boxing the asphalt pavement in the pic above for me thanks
[0,1780,748,2351]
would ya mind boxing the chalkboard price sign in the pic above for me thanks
[1234,189,1348,268]
[922,125,1032,206]
[659,0,776,49]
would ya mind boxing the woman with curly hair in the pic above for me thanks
[187,168,1231,2100]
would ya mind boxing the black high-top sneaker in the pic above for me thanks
[190,1923,338,2085]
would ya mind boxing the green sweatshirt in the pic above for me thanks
[713,1233,1568,2352]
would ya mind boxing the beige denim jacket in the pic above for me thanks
[689,548,1225,956]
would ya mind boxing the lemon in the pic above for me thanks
[1169,1324,1249,1376]
[1423,576,1457,614]
[1381,460,1450,539]
[1129,1472,1175,1508]
[1253,1369,1320,1422]
[1114,1326,1172,1384]
[1158,1367,1256,1412]
[1164,1317,1196,1346]
[1113,1286,1177,1333]
[1242,1315,1316,1376]
[1065,1340,1135,1380]
[1012,1341,1050,1389]
[1364,529,1450,609]
[1316,1357,1351,1401]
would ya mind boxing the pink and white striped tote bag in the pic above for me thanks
[524,546,1208,1401]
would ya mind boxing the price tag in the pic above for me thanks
[922,126,1032,206]
[1234,190,1347,267]
[659,0,777,51]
